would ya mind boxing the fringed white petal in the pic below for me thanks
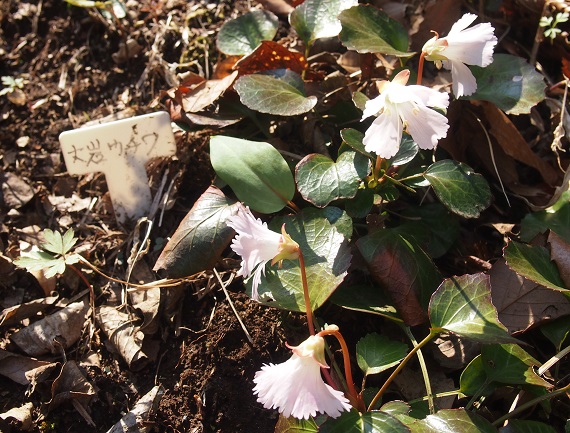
[363,105,402,158]
[448,59,478,97]
[398,102,449,150]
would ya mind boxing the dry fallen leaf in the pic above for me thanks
[0,349,55,385]
[1,172,34,209]
[10,298,90,356]
[0,402,34,431]
[0,295,59,327]
[548,231,570,288]
[96,305,148,371]
[181,71,238,113]
[490,259,570,334]
[105,385,164,433]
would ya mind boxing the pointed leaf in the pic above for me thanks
[341,128,373,159]
[290,0,358,43]
[339,5,411,57]
[209,135,295,213]
[357,229,441,326]
[504,241,567,292]
[295,151,369,207]
[481,344,552,388]
[541,315,570,350]
[61,229,78,255]
[329,284,402,322]
[466,54,546,115]
[42,229,64,255]
[356,333,408,376]
[153,186,240,278]
[424,160,491,218]
[216,10,279,55]
[320,410,411,433]
[429,273,520,343]
[234,70,317,116]
[521,191,570,243]
[460,355,496,396]
[255,210,351,312]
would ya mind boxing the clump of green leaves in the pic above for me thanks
[15,229,81,278]
[0,76,27,96]
[540,11,569,41]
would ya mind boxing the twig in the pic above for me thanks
[213,268,253,345]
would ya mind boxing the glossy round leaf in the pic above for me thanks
[216,10,279,55]
[429,273,520,343]
[500,420,558,433]
[295,151,369,207]
[254,210,351,312]
[341,128,373,159]
[424,160,491,218]
[234,70,317,116]
[320,410,411,433]
[460,355,496,397]
[467,54,546,115]
[413,409,497,433]
[290,0,358,43]
[339,5,411,57]
[209,135,295,213]
[329,284,402,322]
[274,415,319,433]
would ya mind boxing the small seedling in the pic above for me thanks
[540,11,569,41]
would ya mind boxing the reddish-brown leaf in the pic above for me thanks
[234,41,308,76]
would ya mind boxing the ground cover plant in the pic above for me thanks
[1,0,570,432]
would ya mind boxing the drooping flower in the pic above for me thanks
[253,335,351,419]
[361,69,449,158]
[422,13,497,97]
[226,206,299,301]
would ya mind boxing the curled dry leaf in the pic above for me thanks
[0,402,34,431]
[0,295,59,327]
[48,360,98,426]
[1,172,34,209]
[181,70,238,113]
[490,259,570,334]
[548,231,570,288]
[105,385,164,433]
[10,298,89,357]
[96,306,148,371]
[0,348,55,385]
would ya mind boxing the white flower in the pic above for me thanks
[253,335,351,419]
[226,206,299,301]
[361,69,449,158]
[422,13,497,97]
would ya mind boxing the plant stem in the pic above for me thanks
[318,328,364,412]
[417,52,426,85]
[368,329,438,411]
[297,251,315,336]
[287,200,300,213]
[492,382,570,427]
[373,155,383,180]
[403,326,435,414]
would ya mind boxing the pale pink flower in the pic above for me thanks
[361,69,449,158]
[253,335,351,419]
[422,13,497,97]
[226,206,299,301]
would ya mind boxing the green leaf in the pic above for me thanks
[466,54,546,115]
[320,410,411,433]
[339,5,411,57]
[42,229,65,255]
[460,355,497,397]
[356,333,408,376]
[233,70,317,116]
[341,128,373,159]
[300,206,354,241]
[209,135,295,213]
[357,229,441,326]
[500,420,558,433]
[153,186,240,278]
[424,160,491,218]
[216,10,279,55]
[429,273,520,343]
[481,344,552,388]
[504,241,567,292]
[329,284,402,322]
[380,401,412,417]
[274,415,319,433]
[391,136,419,166]
[411,409,497,433]
[521,191,570,243]
[61,229,78,255]
[345,188,374,219]
[295,151,369,207]
[256,210,351,311]
[541,315,570,350]
[290,0,358,43]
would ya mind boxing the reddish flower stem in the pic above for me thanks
[417,52,426,85]
[318,328,364,412]
[297,250,315,336]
